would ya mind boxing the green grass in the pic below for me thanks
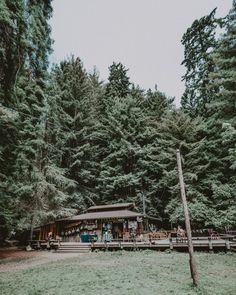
[0,251,235,295]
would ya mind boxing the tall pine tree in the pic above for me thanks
[181,8,219,117]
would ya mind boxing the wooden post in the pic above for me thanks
[176,149,199,286]
[225,240,230,251]
[208,238,213,252]
[142,192,150,232]
[142,191,146,215]
[29,213,35,241]
[169,238,173,250]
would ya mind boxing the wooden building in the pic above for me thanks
[38,203,159,242]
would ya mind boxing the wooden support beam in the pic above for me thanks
[208,238,213,252]
[169,238,173,250]
[176,149,199,286]
[226,240,230,251]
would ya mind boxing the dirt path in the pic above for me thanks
[0,249,84,273]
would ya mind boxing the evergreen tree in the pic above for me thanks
[105,62,131,98]
[0,0,27,105]
[96,95,146,205]
[87,68,106,120]
[51,57,100,211]
[95,86,173,216]
[0,0,27,241]
[14,73,75,235]
[27,0,53,77]
[208,0,236,121]
[0,107,18,243]
[7,0,73,235]
[181,8,219,117]
[156,111,215,228]
[204,1,236,228]
[137,88,174,217]
[144,86,174,118]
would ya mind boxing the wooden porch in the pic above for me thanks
[28,237,236,253]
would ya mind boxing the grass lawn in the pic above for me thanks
[0,251,235,295]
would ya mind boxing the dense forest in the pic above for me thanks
[0,0,235,242]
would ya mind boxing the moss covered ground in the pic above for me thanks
[0,251,235,295]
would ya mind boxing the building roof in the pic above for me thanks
[87,203,134,212]
[68,209,143,221]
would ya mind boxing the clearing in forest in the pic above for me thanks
[0,250,235,295]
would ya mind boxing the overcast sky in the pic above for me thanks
[50,0,232,106]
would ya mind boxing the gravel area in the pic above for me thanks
[0,249,84,273]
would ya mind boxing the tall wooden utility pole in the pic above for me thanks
[176,149,199,286]
[142,191,146,216]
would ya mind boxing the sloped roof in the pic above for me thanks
[68,209,142,221]
[87,203,134,212]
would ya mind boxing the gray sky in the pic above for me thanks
[50,0,232,106]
